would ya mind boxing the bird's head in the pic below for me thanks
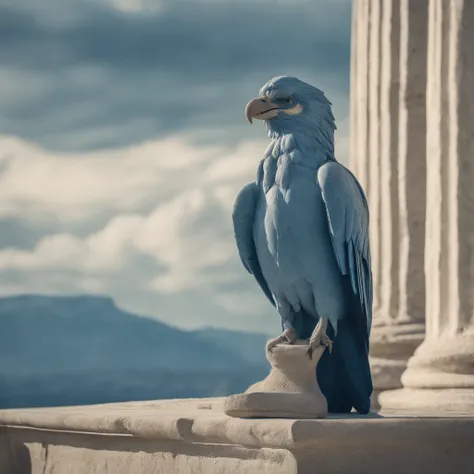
[245,76,335,139]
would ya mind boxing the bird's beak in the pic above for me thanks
[245,97,280,124]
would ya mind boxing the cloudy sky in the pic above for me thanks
[0,0,352,334]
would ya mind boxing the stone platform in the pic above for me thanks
[0,398,473,474]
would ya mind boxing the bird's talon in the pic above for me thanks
[321,336,334,354]
[267,343,276,354]
[307,327,333,359]
[267,329,295,354]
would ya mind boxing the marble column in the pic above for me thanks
[349,0,428,407]
[380,0,474,412]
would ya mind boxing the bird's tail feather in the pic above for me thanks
[316,317,372,414]
[293,309,372,414]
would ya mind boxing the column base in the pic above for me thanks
[369,358,406,412]
[380,334,474,412]
[369,321,425,409]
[370,321,425,360]
[379,388,474,413]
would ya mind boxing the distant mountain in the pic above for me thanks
[0,295,270,408]
[191,326,269,366]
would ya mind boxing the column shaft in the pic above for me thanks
[397,0,428,325]
[349,0,428,408]
[350,0,370,191]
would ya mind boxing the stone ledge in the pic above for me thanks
[1,398,474,474]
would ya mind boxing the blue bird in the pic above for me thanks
[232,76,373,414]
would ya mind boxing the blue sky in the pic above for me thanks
[0,0,352,334]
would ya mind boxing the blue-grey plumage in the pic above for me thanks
[233,76,373,414]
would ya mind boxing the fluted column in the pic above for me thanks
[350,0,428,408]
[380,0,474,412]
[396,0,428,345]
[350,0,370,191]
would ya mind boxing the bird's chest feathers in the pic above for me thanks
[258,136,293,194]
[257,134,322,195]
[263,154,291,193]
[255,133,333,249]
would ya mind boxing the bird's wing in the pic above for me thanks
[232,182,275,307]
[317,161,372,336]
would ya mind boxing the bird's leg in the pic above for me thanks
[267,327,296,353]
[307,316,333,359]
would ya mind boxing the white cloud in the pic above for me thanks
[0,134,261,222]
[0,127,349,331]
[106,0,167,13]
[0,134,266,305]
[0,0,351,333]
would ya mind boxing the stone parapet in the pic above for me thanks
[1,398,474,474]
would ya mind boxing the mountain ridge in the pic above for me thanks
[0,294,270,408]
[0,294,269,375]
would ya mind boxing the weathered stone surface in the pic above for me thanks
[224,340,327,419]
[1,398,474,474]
[380,0,474,412]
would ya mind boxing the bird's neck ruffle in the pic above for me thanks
[264,132,336,166]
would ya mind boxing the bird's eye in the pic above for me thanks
[275,97,293,105]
